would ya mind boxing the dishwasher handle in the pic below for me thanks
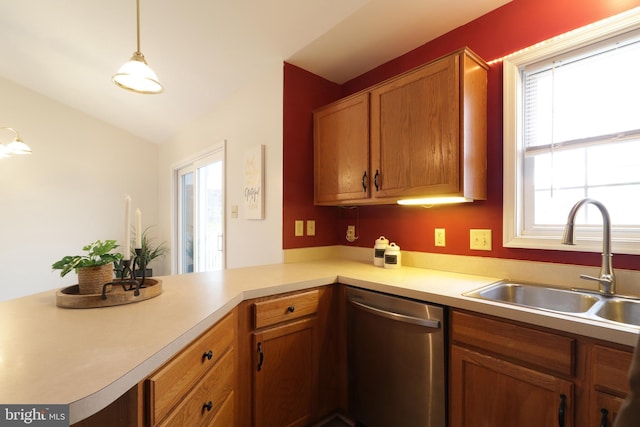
[349,299,441,329]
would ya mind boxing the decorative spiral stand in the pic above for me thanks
[103,248,147,300]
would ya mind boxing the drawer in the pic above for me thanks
[592,344,633,396]
[254,289,319,329]
[158,348,235,427]
[451,310,575,377]
[148,309,237,425]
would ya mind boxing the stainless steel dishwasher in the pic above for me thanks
[347,286,446,427]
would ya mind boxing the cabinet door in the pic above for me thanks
[314,93,370,204]
[590,344,633,426]
[253,317,318,427]
[594,392,625,427]
[370,54,460,199]
[450,345,574,427]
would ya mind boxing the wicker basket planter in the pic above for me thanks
[77,264,114,295]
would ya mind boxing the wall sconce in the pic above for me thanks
[0,127,32,158]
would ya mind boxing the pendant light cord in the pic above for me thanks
[135,0,141,53]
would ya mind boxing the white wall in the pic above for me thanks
[0,77,158,301]
[156,61,284,273]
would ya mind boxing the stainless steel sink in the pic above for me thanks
[594,299,640,326]
[464,281,640,328]
[464,282,599,313]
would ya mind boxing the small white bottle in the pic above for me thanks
[373,236,389,267]
[384,243,401,269]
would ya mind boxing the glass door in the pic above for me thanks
[177,147,224,273]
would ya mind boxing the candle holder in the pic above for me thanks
[101,248,147,300]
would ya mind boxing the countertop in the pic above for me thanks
[0,259,638,423]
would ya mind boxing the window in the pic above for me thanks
[503,9,640,255]
[175,144,225,273]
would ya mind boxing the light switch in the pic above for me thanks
[306,220,316,236]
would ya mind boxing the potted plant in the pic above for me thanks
[133,226,168,277]
[52,240,123,295]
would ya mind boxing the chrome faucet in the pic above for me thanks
[561,198,616,295]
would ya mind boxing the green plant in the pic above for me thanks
[134,226,169,267]
[52,240,123,278]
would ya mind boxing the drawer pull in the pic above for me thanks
[257,342,264,371]
[202,401,213,412]
[203,350,213,361]
[558,393,566,427]
[600,408,608,427]
[287,306,295,313]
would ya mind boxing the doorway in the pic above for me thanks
[175,144,225,273]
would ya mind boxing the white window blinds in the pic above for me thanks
[522,34,640,156]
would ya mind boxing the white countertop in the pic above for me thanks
[0,259,637,423]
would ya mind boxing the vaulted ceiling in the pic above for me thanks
[0,0,511,143]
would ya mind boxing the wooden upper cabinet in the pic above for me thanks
[313,48,488,206]
[313,92,370,204]
[370,54,459,199]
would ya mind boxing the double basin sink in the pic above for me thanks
[464,281,640,328]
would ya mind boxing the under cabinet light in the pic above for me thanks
[397,197,473,206]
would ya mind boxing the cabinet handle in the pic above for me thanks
[558,393,566,427]
[202,350,213,361]
[287,305,295,313]
[202,401,213,412]
[362,171,367,192]
[257,342,264,371]
[600,408,608,427]
[374,169,380,191]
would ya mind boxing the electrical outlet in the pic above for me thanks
[346,225,356,242]
[470,229,492,251]
[295,220,304,237]
[306,220,315,236]
[435,228,446,247]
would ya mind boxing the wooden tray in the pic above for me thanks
[56,279,162,309]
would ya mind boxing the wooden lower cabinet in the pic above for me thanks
[450,309,634,427]
[238,285,344,427]
[590,344,634,426]
[253,317,318,427]
[147,309,238,426]
[450,345,574,426]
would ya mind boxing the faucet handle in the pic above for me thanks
[579,274,614,294]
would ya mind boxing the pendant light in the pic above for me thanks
[112,0,163,94]
[0,127,32,157]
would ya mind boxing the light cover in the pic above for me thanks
[112,51,163,94]
[397,197,473,206]
[0,127,32,157]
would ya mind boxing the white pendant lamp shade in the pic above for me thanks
[112,0,163,94]
[0,127,32,157]
[113,51,163,94]
[6,137,32,155]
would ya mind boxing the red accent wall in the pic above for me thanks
[282,0,640,269]
[282,63,341,248]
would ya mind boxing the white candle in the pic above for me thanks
[124,195,131,261]
[135,208,142,249]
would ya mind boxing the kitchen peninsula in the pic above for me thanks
[1,256,638,425]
